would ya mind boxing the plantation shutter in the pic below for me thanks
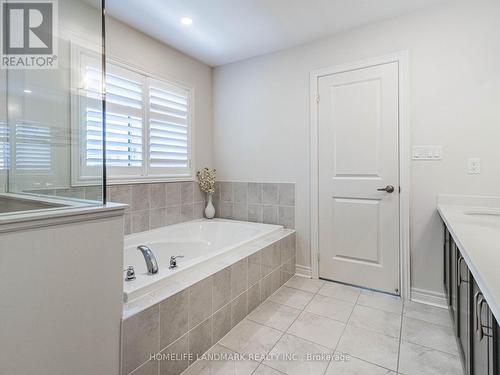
[14,123,51,171]
[74,47,193,184]
[84,63,144,173]
[0,122,8,170]
[148,78,190,175]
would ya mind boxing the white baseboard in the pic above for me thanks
[295,264,312,278]
[410,287,447,308]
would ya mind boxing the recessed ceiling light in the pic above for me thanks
[23,89,32,94]
[180,17,193,26]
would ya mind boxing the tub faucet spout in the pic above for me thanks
[137,245,159,274]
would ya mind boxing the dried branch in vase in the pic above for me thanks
[196,167,216,195]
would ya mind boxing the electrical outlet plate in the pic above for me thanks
[412,146,442,160]
[468,158,481,174]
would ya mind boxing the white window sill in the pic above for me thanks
[106,175,195,185]
[72,174,195,187]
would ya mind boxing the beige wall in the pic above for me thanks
[212,0,500,296]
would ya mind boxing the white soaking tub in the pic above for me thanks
[123,219,283,302]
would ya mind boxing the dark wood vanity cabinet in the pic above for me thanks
[471,278,497,375]
[451,238,459,328]
[443,225,499,375]
[444,227,451,304]
[447,229,459,329]
[458,252,471,371]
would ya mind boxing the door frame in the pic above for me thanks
[309,51,410,299]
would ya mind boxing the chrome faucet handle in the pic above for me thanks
[169,255,184,269]
[124,266,136,281]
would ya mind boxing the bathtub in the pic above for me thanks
[123,219,283,302]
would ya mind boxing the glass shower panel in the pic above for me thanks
[0,0,105,213]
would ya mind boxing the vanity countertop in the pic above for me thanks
[438,195,500,322]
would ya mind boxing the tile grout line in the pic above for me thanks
[252,287,309,373]
[398,338,462,358]
[402,313,454,329]
[319,289,360,375]
[250,278,326,374]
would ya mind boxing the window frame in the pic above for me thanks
[70,44,195,187]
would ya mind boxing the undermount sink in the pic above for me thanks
[464,210,500,217]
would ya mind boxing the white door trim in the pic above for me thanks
[309,51,410,300]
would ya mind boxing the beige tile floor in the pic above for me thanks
[182,276,463,375]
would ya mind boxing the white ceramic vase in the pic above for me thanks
[205,193,215,219]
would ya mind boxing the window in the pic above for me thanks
[72,46,193,185]
[148,79,190,172]
[14,124,52,172]
[0,122,52,173]
[0,122,9,170]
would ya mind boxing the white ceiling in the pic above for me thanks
[106,0,446,67]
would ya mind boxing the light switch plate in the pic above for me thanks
[412,145,442,160]
[468,158,481,174]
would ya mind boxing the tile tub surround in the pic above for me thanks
[26,181,207,235]
[214,181,296,229]
[26,181,295,232]
[121,232,296,375]
[107,181,206,235]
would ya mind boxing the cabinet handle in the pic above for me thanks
[477,295,485,341]
[476,293,492,341]
[474,291,481,334]
[457,256,467,285]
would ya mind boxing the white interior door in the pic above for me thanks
[318,62,400,294]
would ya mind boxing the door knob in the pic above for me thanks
[377,185,395,193]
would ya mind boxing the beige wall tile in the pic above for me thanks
[262,205,278,224]
[132,184,151,211]
[262,183,278,205]
[231,291,248,327]
[248,282,261,313]
[261,273,274,302]
[166,183,181,207]
[180,182,194,205]
[189,277,213,329]
[248,252,261,287]
[150,183,166,208]
[248,183,263,204]
[129,360,158,375]
[278,183,295,206]
[160,289,189,350]
[122,304,160,375]
[248,204,263,223]
[159,333,189,375]
[213,267,231,312]
[212,304,231,343]
[233,182,248,203]
[189,318,212,363]
[271,268,282,294]
[231,258,248,299]
[150,208,166,229]
[131,211,149,233]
